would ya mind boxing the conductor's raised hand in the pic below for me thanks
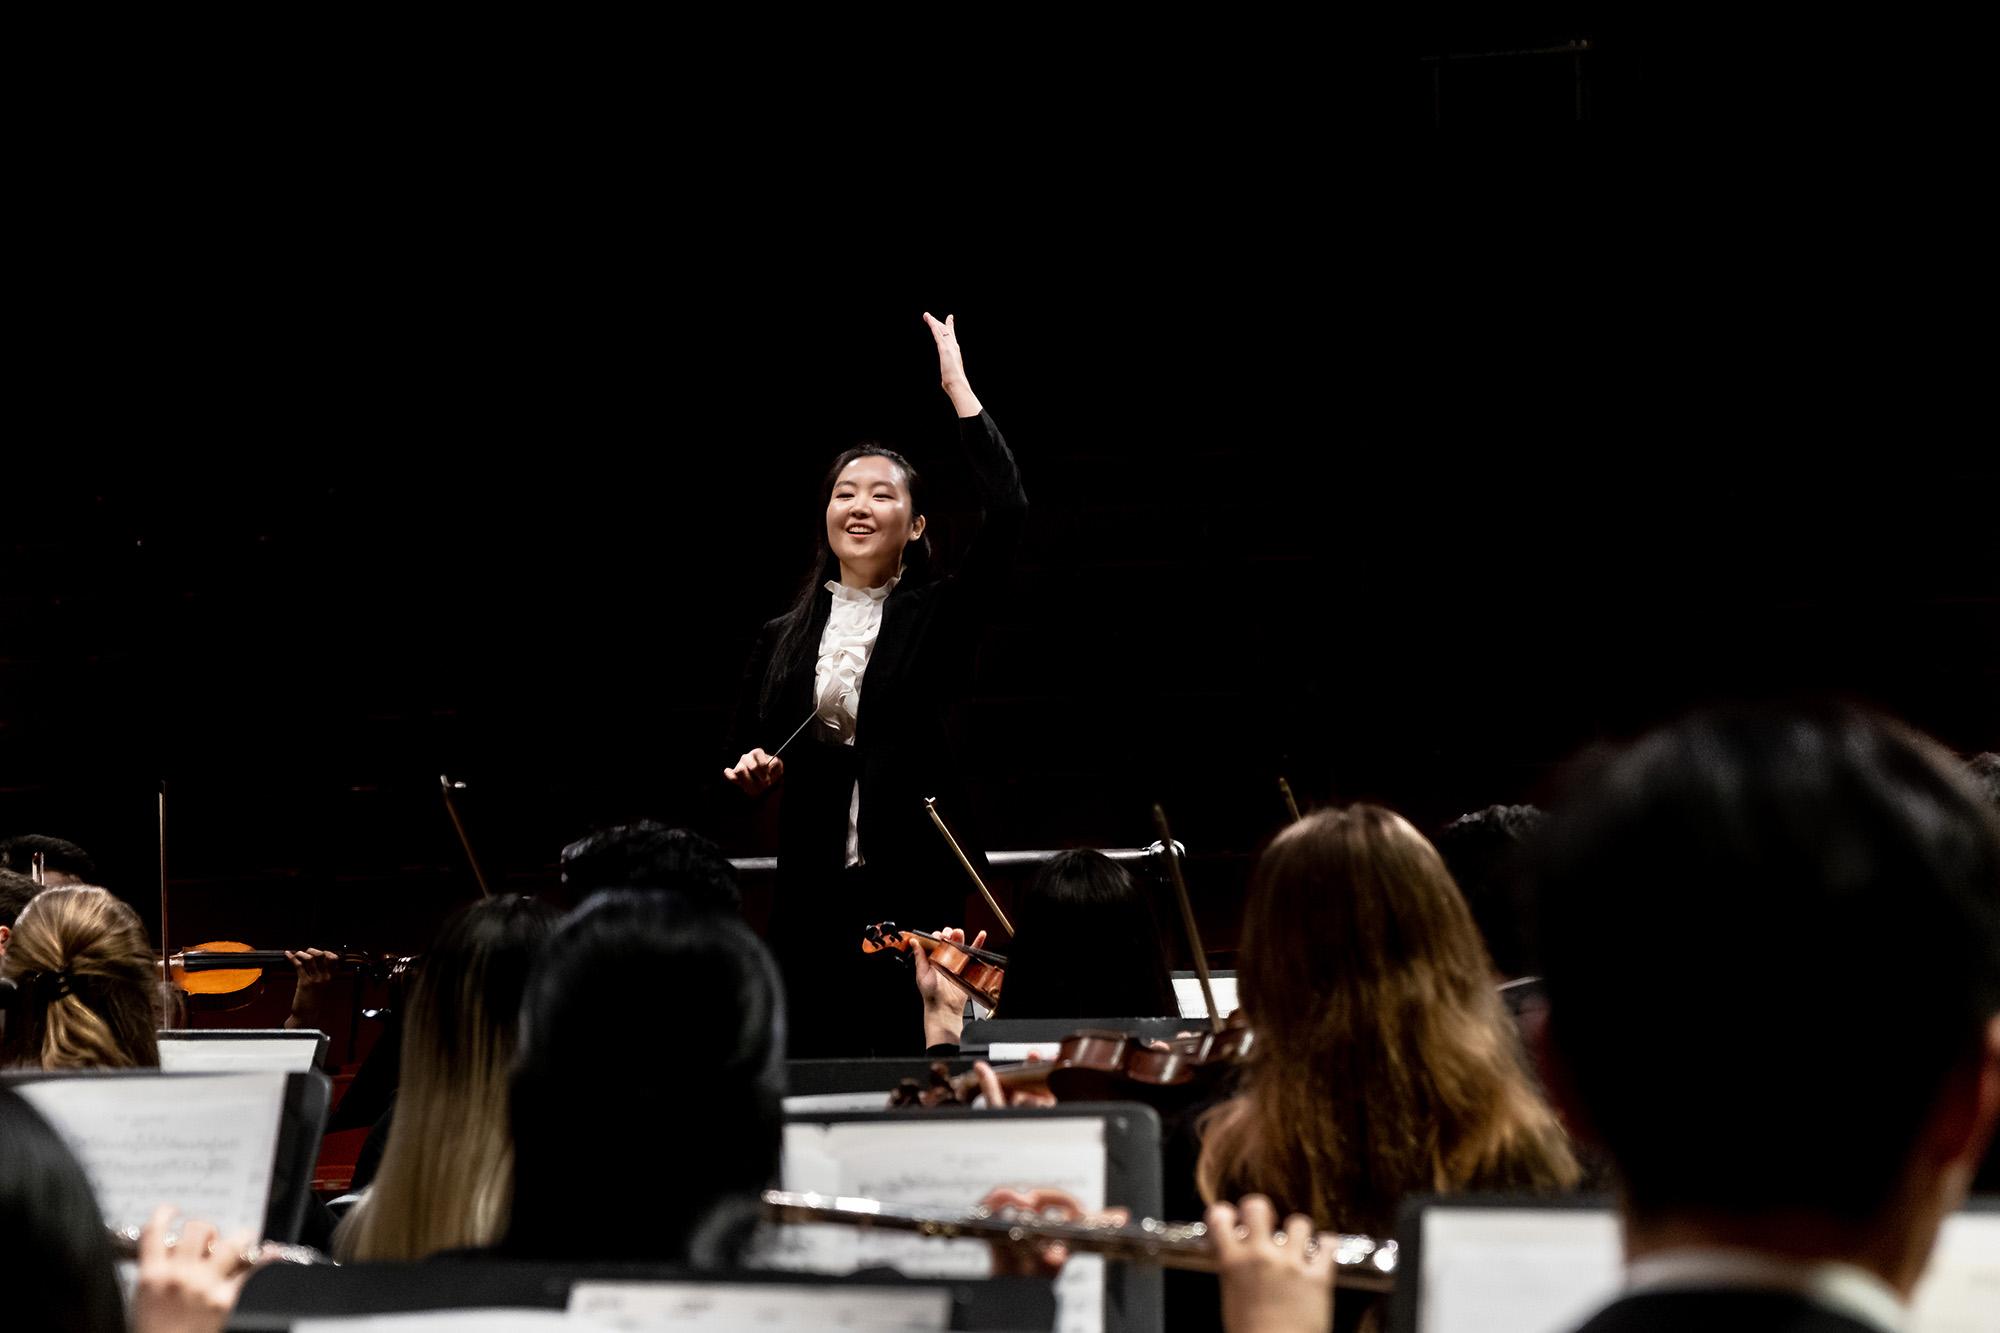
[923,312,982,417]
[723,748,785,797]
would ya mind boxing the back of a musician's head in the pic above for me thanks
[1533,703,2000,1228]
[335,893,561,1262]
[0,885,162,1071]
[557,822,742,913]
[506,890,783,1264]
[1001,849,1177,1020]
[1201,804,1577,1234]
[0,1088,124,1332]
[0,868,39,935]
[0,834,98,887]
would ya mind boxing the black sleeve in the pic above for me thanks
[947,410,1028,601]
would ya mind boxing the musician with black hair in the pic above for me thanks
[1533,705,2000,1333]
[0,834,96,887]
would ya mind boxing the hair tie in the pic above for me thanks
[27,969,76,1001]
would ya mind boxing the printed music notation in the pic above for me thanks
[14,1071,286,1239]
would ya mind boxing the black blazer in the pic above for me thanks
[730,410,1026,921]
[1573,1289,1886,1333]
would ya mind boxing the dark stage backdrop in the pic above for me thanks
[6,248,1997,963]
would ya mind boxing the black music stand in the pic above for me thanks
[786,1055,980,1099]
[960,1017,1192,1051]
[232,1264,1057,1331]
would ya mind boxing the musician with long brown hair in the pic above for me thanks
[0,884,165,1070]
[1195,805,1580,1239]
[723,312,1026,1056]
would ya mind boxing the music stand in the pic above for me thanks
[231,1263,1057,1331]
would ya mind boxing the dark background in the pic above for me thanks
[5,27,1995,963]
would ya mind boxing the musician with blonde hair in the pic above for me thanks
[333,894,559,1261]
[0,884,165,1070]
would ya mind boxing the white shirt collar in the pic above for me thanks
[1627,1249,1906,1333]
[825,570,901,604]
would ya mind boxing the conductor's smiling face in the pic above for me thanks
[827,455,924,585]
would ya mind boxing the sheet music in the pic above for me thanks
[1912,1210,2000,1333]
[986,1043,1062,1064]
[783,1091,898,1113]
[14,1071,286,1238]
[1172,976,1238,1020]
[1418,1208,1621,1333]
[570,1281,952,1329]
[756,1116,1108,1333]
[158,1036,321,1073]
[1417,1204,2000,1333]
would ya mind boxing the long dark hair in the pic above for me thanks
[0,1088,124,1332]
[334,894,560,1260]
[760,444,931,717]
[1197,806,1579,1236]
[1000,850,1178,1019]
[505,891,785,1265]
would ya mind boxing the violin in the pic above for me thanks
[891,1014,1255,1109]
[165,945,415,998]
[861,922,1006,1010]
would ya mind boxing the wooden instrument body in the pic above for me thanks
[860,921,1006,1010]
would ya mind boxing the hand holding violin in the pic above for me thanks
[282,949,339,1032]
[973,1060,1057,1108]
[915,925,984,1049]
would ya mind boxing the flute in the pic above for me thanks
[761,1190,1398,1291]
[107,1227,328,1270]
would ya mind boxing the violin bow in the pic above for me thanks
[157,780,171,986]
[1152,803,1222,1034]
[923,797,1014,938]
[1277,775,1303,824]
[29,850,45,886]
[438,775,493,898]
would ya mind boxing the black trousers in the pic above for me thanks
[768,861,930,1059]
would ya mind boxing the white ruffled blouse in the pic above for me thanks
[815,573,899,866]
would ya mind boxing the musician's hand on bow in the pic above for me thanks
[981,1187,1129,1278]
[1208,1195,1336,1333]
[973,1059,1057,1109]
[131,1206,258,1333]
[923,312,982,417]
[916,926,985,1049]
[723,748,785,797]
